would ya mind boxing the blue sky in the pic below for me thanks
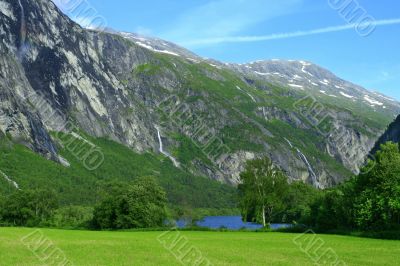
[54,0,400,100]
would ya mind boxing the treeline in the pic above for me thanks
[0,177,169,229]
[239,142,400,232]
[307,142,400,231]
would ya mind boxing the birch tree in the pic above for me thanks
[238,157,289,227]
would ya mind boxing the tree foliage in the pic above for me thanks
[238,157,289,226]
[281,181,321,224]
[238,142,400,233]
[0,189,58,226]
[308,142,400,231]
[352,142,400,230]
[92,176,168,229]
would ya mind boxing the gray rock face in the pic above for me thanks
[229,59,400,115]
[0,0,398,188]
[371,115,400,154]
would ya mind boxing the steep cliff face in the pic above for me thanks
[0,0,398,188]
[371,115,400,154]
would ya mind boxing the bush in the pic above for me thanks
[92,177,168,230]
[0,189,58,227]
[51,206,93,229]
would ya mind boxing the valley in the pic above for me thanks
[1,0,399,197]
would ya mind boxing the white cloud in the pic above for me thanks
[182,18,400,46]
[162,0,302,45]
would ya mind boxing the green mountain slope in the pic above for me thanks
[0,0,398,200]
[0,133,236,209]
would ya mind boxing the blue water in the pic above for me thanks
[176,216,291,230]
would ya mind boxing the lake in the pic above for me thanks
[176,216,292,230]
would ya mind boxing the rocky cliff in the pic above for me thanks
[371,115,400,154]
[1,0,399,188]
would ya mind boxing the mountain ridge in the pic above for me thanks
[0,0,398,192]
[371,115,400,154]
[111,30,399,113]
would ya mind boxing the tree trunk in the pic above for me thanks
[262,205,266,227]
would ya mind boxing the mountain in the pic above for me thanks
[0,0,399,200]
[371,115,400,154]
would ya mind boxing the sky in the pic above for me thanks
[53,0,400,100]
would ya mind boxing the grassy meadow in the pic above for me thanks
[1,227,399,265]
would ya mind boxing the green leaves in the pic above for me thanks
[92,176,168,229]
[308,142,400,231]
[238,157,289,226]
[353,142,400,230]
[0,189,58,226]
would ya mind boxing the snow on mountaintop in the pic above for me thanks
[112,31,399,114]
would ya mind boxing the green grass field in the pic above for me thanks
[1,228,399,265]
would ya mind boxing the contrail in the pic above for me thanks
[184,18,400,46]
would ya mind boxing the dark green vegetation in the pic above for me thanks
[238,157,290,226]
[92,176,168,229]
[0,189,58,227]
[1,228,400,265]
[131,50,380,183]
[238,142,400,234]
[309,142,400,231]
[238,157,320,227]
[0,177,167,229]
[0,132,237,226]
[2,0,399,240]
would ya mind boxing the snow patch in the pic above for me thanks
[340,92,354,99]
[120,32,148,42]
[187,58,199,63]
[372,92,395,102]
[320,79,330,85]
[271,72,285,78]
[364,95,383,106]
[300,61,311,66]
[135,42,180,56]
[335,85,345,90]
[208,63,221,69]
[254,71,270,76]
[288,84,304,90]
[301,62,314,77]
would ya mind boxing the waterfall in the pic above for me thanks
[0,170,20,190]
[155,126,180,168]
[295,148,320,189]
[284,138,293,148]
[285,138,321,189]
[17,0,27,58]
[236,86,256,103]
[157,129,164,153]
